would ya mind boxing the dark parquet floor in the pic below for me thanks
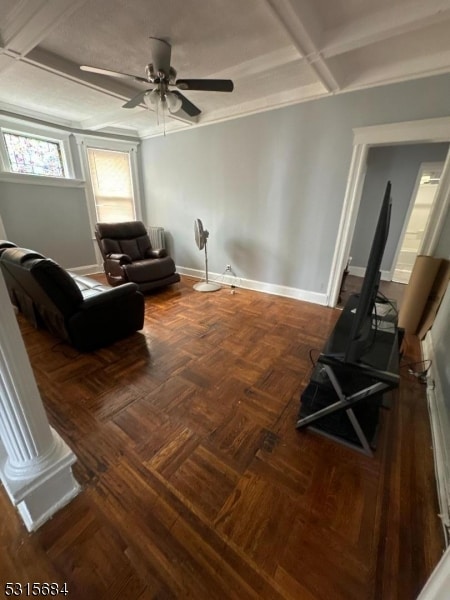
[0,276,443,599]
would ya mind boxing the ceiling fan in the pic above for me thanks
[80,37,234,118]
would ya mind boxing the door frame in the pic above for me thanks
[390,161,444,282]
[327,117,450,307]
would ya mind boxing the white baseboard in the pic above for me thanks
[176,266,328,306]
[348,266,391,281]
[65,264,328,305]
[422,333,450,545]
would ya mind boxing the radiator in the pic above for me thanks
[148,226,165,249]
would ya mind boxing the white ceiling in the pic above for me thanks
[1,0,450,139]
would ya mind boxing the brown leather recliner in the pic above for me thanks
[95,221,180,292]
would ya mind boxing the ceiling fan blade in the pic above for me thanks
[176,79,234,92]
[172,91,201,117]
[80,65,149,84]
[149,37,171,75]
[122,89,153,109]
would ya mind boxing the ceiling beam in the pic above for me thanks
[323,0,450,58]
[0,52,17,73]
[263,0,340,92]
[76,108,149,131]
[0,0,89,71]
[77,105,198,131]
[204,82,327,123]
[0,104,140,140]
[267,0,323,56]
[211,46,301,80]
[0,100,75,128]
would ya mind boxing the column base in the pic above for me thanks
[0,428,80,532]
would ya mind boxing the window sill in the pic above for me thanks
[0,171,85,187]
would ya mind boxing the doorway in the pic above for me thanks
[392,163,443,284]
[327,117,450,308]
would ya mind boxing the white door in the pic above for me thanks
[392,163,443,284]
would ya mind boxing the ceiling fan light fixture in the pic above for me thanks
[143,89,181,114]
[144,89,160,108]
[165,91,182,114]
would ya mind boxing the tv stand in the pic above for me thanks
[296,295,400,455]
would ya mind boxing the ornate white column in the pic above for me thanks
[0,269,79,531]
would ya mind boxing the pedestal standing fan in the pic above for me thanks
[193,219,220,292]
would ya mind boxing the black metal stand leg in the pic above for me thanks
[296,365,391,455]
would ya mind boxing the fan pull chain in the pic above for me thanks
[163,102,166,136]
[155,98,167,136]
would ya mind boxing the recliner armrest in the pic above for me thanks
[108,253,132,264]
[145,248,167,259]
[0,241,17,257]
[79,282,140,310]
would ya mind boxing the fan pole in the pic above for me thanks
[193,239,221,292]
[204,240,209,283]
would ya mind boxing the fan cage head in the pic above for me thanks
[194,218,209,250]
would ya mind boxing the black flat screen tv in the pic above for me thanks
[344,181,392,363]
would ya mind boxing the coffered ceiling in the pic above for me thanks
[1,0,450,139]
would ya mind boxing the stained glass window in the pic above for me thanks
[3,132,65,177]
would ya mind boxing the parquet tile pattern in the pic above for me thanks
[0,276,443,599]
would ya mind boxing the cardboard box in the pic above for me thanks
[417,259,450,339]
[397,255,450,338]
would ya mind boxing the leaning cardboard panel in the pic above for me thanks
[397,255,442,335]
[417,259,450,339]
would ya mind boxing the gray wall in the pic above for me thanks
[0,182,96,268]
[1,72,450,288]
[141,73,450,295]
[350,143,449,271]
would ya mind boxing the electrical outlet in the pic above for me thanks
[225,264,232,272]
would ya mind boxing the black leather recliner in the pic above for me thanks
[0,240,17,256]
[95,221,180,292]
[0,245,145,352]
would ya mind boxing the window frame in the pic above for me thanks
[0,119,82,187]
[74,134,143,266]
[86,146,137,223]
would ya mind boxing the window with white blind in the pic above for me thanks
[87,147,136,222]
